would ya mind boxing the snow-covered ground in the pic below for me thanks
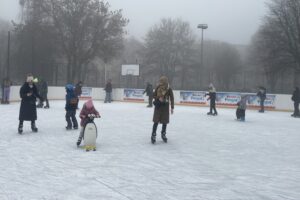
[0,101,299,200]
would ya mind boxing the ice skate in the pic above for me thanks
[151,133,156,144]
[161,132,168,143]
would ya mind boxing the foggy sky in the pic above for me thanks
[0,0,267,45]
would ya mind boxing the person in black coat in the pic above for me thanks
[257,86,266,113]
[143,82,153,107]
[205,83,218,116]
[104,79,112,103]
[18,74,42,134]
[291,87,300,117]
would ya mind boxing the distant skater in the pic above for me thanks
[236,95,248,121]
[291,87,300,117]
[143,82,153,107]
[257,86,266,113]
[205,83,218,116]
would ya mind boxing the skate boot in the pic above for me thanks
[213,112,218,116]
[161,132,168,143]
[207,112,212,115]
[77,137,82,147]
[18,125,23,134]
[151,133,156,144]
[31,123,38,132]
[44,105,50,109]
[66,126,72,130]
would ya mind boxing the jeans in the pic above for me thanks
[66,110,78,128]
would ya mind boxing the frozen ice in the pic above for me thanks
[0,101,299,200]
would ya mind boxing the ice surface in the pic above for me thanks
[0,101,299,200]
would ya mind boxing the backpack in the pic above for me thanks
[70,97,78,105]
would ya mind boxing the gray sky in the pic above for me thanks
[0,0,267,45]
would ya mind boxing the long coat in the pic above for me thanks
[152,87,174,124]
[19,83,41,121]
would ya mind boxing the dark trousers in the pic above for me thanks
[260,99,265,112]
[210,101,217,114]
[294,102,300,116]
[66,110,78,128]
[19,120,35,127]
[236,108,245,120]
[148,95,153,107]
[152,123,167,135]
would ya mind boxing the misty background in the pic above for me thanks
[0,0,299,93]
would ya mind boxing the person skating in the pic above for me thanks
[291,87,300,117]
[1,77,11,104]
[104,79,112,103]
[143,82,153,107]
[75,81,83,109]
[77,99,100,146]
[18,74,43,134]
[205,83,218,116]
[151,76,174,144]
[257,86,266,113]
[236,95,248,121]
[36,78,50,108]
[65,84,79,130]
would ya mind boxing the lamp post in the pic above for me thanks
[6,31,11,79]
[197,24,208,88]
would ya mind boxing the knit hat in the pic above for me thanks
[85,99,94,109]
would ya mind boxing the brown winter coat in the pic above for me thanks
[152,87,174,124]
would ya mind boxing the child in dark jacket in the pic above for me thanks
[65,84,78,130]
[77,99,100,146]
[236,95,248,121]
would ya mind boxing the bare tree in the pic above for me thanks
[48,0,128,83]
[144,18,195,85]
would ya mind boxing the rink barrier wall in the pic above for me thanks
[5,86,294,111]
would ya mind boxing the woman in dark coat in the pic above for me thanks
[291,87,300,117]
[18,74,42,134]
[151,76,174,144]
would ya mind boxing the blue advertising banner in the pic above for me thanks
[180,91,207,104]
[124,89,145,101]
[216,92,241,106]
[246,94,276,108]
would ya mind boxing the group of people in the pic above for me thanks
[12,73,300,145]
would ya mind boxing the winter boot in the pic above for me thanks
[161,132,168,143]
[31,122,38,132]
[18,124,23,134]
[76,139,81,147]
[151,133,156,144]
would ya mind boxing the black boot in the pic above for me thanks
[31,121,38,132]
[151,133,156,144]
[18,124,23,134]
[161,132,168,143]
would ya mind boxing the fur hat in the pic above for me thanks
[159,76,168,85]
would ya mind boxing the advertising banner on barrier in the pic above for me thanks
[80,87,92,99]
[123,89,145,101]
[246,94,276,108]
[216,92,241,106]
[180,91,207,104]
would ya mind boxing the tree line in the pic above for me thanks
[0,0,299,93]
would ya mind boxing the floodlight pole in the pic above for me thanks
[197,24,208,88]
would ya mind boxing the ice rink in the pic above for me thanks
[0,101,299,200]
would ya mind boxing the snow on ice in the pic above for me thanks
[0,101,299,200]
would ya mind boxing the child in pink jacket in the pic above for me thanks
[77,99,100,146]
